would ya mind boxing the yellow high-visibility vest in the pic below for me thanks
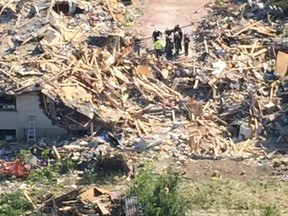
[154,40,162,50]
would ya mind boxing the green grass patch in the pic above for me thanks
[80,170,124,185]
[263,204,280,216]
[0,191,33,216]
[26,166,59,185]
[128,167,190,216]
[182,179,288,214]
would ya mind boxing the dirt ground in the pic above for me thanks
[132,0,210,37]
[154,156,276,180]
[184,159,272,180]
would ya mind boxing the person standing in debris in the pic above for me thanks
[165,28,173,46]
[154,37,163,59]
[133,36,141,56]
[152,29,162,42]
[174,25,183,51]
[165,35,173,60]
[183,32,190,56]
[174,24,181,32]
[165,28,173,39]
[174,31,181,55]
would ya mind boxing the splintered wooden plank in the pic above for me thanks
[276,51,288,78]
[250,48,267,57]
[135,64,152,77]
[232,21,261,37]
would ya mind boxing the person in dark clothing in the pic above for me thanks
[183,33,190,56]
[174,25,183,51]
[165,35,173,60]
[174,24,181,32]
[165,28,173,46]
[133,36,141,56]
[199,52,210,64]
[152,29,162,42]
[165,29,172,50]
[165,28,173,38]
[174,31,181,55]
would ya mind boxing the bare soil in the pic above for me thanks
[154,157,274,180]
[132,0,210,37]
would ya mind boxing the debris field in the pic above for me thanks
[1,0,288,215]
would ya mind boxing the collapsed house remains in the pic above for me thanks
[0,0,126,141]
[1,0,288,215]
[0,0,288,158]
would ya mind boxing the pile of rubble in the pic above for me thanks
[199,1,288,147]
[0,140,139,215]
[38,187,142,216]
[1,0,288,161]
[146,0,288,157]
[1,0,288,214]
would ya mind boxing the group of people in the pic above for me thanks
[152,25,190,59]
[133,24,191,59]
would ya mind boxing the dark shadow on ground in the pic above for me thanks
[0,10,17,24]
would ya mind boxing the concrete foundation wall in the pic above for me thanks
[0,94,67,140]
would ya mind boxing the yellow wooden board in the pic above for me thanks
[276,51,288,77]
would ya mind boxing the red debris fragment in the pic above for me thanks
[0,159,31,177]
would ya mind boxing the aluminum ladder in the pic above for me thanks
[27,116,36,143]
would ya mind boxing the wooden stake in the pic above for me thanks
[193,78,199,89]
[250,39,259,54]
[105,0,117,22]
[90,122,94,135]
[138,119,149,136]
[204,39,209,53]
[23,191,36,209]
[172,110,176,122]
[46,0,55,20]
[52,146,61,160]
[251,48,267,57]
[42,94,49,115]
[135,120,142,137]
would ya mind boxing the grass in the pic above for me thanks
[1,163,288,216]
[25,166,59,185]
[128,167,190,216]
[124,164,288,215]
[263,204,280,216]
[80,170,125,185]
[182,179,288,215]
[0,151,132,215]
[0,191,33,216]
[3,152,288,216]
